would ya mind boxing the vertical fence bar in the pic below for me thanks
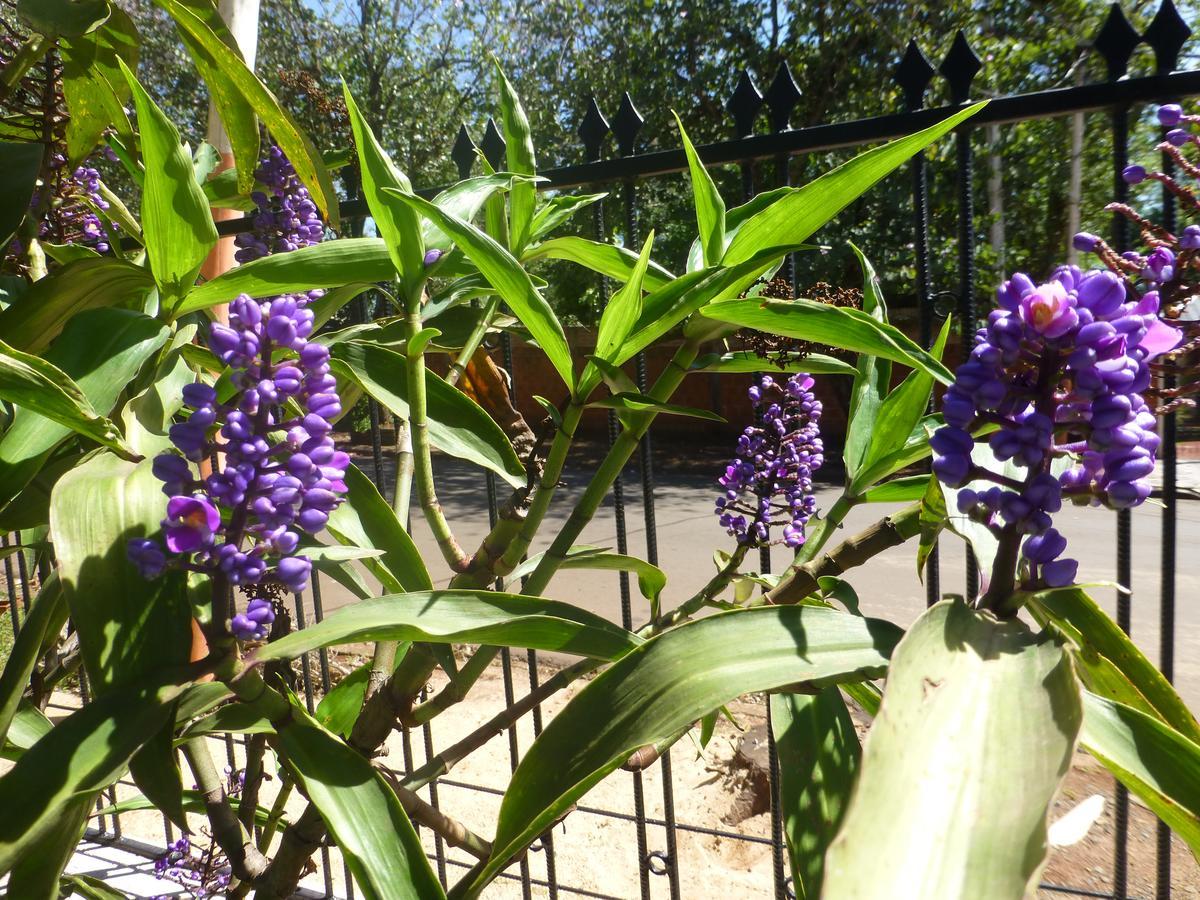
[940,31,983,602]
[896,40,940,606]
[1145,6,1191,896]
[606,91,657,900]
[2,534,20,636]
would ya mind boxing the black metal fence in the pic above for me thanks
[6,1,1200,897]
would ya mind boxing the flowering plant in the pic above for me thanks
[0,12,1198,900]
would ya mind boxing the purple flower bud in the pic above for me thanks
[277,556,312,593]
[1072,232,1101,253]
[424,248,444,267]
[1168,128,1191,147]
[1158,104,1184,127]
[1122,164,1147,184]
[163,496,221,553]
[127,538,166,578]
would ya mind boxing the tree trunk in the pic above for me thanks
[985,122,1006,276]
[1066,66,1086,264]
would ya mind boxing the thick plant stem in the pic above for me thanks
[182,739,271,884]
[521,339,704,598]
[406,303,470,572]
[765,502,922,604]
[445,296,500,387]
[237,733,268,832]
[377,765,494,859]
[256,804,326,898]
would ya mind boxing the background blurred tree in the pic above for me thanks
[114,0,1196,322]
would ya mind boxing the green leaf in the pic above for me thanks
[424,175,532,251]
[93,789,285,829]
[61,873,133,900]
[7,796,92,898]
[179,701,275,739]
[49,452,193,693]
[310,282,376,331]
[0,337,135,458]
[620,248,796,361]
[118,59,217,303]
[584,231,654,395]
[587,392,725,422]
[842,245,891,480]
[858,314,951,492]
[860,474,932,503]
[254,590,643,664]
[325,463,432,594]
[467,605,902,895]
[722,103,986,266]
[1080,692,1200,858]
[163,0,259,193]
[524,236,673,292]
[850,414,944,496]
[2,701,52,760]
[675,114,725,266]
[0,677,182,878]
[0,140,42,246]
[494,62,537,252]
[823,600,1081,899]
[383,189,575,389]
[179,238,394,314]
[506,546,667,616]
[316,649,408,737]
[0,257,155,354]
[129,705,187,829]
[277,695,444,900]
[702,297,953,385]
[0,572,64,748]
[689,350,857,377]
[771,688,861,898]
[330,341,525,486]
[343,84,424,291]
[16,0,109,38]
[530,193,606,242]
[154,0,338,224]
[1028,587,1200,744]
[58,7,138,163]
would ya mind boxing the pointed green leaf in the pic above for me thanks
[842,246,891,479]
[49,452,193,693]
[58,7,138,163]
[689,350,857,377]
[118,59,216,302]
[0,257,155,354]
[0,573,64,747]
[254,590,642,664]
[722,103,986,266]
[823,600,1082,899]
[277,696,444,900]
[530,193,606,242]
[343,84,424,290]
[494,62,536,252]
[330,341,525,486]
[325,463,431,594]
[1080,691,1200,858]
[675,113,725,266]
[772,688,861,898]
[383,188,574,388]
[587,392,725,422]
[524,236,673,292]
[154,0,337,224]
[467,606,902,895]
[0,140,42,246]
[505,546,666,614]
[425,175,531,250]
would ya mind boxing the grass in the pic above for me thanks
[0,611,12,674]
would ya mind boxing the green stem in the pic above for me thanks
[0,34,47,99]
[656,544,749,630]
[181,739,271,884]
[256,775,293,853]
[445,296,500,387]
[405,642,498,726]
[392,420,414,523]
[792,493,857,566]
[765,502,922,604]
[406,302,470,572]
[520,339,703,598]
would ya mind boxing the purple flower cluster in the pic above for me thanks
[153,836,231,898]
[932,267,1180,590]
[234,145,324,263]
[8,154,110,256]
[716,373,824,548]
[127,289,347,639]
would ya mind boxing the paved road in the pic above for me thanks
[319,449,1200,708]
